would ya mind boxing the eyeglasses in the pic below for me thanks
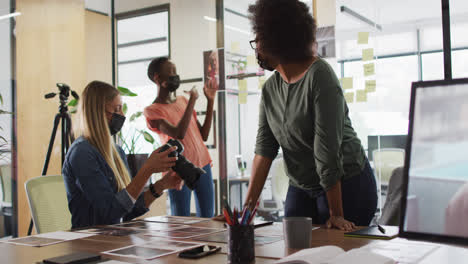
[249,39,257,50]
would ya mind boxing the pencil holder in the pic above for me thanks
[227,224,255,264]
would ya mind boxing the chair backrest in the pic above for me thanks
[373,148,405,184]
[380,167,404,225]
[0,164,12,204]
[25,175,71,234]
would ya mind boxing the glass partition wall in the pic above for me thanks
[0,0,15,238]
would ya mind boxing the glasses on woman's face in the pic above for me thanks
[249,39,257,50]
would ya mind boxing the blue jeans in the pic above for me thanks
[168,164,214,218]
[284,160,377,226]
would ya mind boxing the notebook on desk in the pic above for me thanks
[344,225,399,240]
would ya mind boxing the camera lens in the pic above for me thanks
[158,139,205,190]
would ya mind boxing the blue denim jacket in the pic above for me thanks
[62,137,148,228]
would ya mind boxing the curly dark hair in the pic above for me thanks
[248,0,317,63]
[147,57,169,83]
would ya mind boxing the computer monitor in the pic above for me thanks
[367,135,407,161]
[400,78,468,245]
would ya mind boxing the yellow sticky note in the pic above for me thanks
[363,63,375,76]
[344,92,354,103]
[238,79,247,91]
[358,32,369,44]
[231,42,240,53]
[356,90,367,102]
[362,48,374,61]
[340,77,353,89]
[238,92,247,104]
[365,80,376,93]
[247,55,256,66]
[258,76,266,89]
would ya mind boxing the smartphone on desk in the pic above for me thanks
[178,245,221,259]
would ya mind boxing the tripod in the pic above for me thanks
[27,83,78,235]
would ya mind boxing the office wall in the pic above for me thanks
[85,10,112,84]
[15,0,112,236]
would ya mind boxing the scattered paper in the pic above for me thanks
[144,216,208,225]
[344,92,355,103]
[115,221,186,232]
[363,63,375,76]
[239,92,248,104]
[362,48,374,61]
[192,231,283,245]
[356,90,368,102]
[145,230,204,239]
[358,32,369,44]
[340,77,353,89]
[238,79,247,91]
[78,227,140,236]
[3,236,64,247]
[3,231,95,247]
[36,231,95,240]
[365,80,377,93]
[361,241,438,264]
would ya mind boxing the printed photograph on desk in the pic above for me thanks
[193,231,283,245]
[77,227,141,236]
[144,215,208,225]
[2,236,64,247]
[115,221,187,231]
[174,226,224,235]
[103,245,173,260]
[103,240,203,260]
[3,231,95,247]
[144,230,204,239]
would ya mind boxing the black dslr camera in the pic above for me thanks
[158,139,205,190]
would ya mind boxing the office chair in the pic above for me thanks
[25,175,71,234]
[373,148,405,191]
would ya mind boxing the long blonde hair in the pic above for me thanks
[77,81,131,191]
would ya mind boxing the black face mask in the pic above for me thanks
[109,113,126,136]
[256,51,275,71]
[166,75,181,92]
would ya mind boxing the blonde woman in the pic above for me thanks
[62,81,182,228]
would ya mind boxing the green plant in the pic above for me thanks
[117,86,156,154]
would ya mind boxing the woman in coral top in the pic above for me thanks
[143,57,216,217]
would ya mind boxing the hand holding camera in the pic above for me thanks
[146,146,178,173]
[157,139,205,190]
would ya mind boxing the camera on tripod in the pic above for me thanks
[45,83,79,106]
[158,139,206,190]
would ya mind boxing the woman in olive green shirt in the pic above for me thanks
[244,0,377,230]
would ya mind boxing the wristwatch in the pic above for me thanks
[149,183,162,199]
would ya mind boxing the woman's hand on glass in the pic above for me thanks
[146,146,178,173]
[203,78,218,102]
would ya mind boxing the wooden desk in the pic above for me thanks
[1,219,467,263]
